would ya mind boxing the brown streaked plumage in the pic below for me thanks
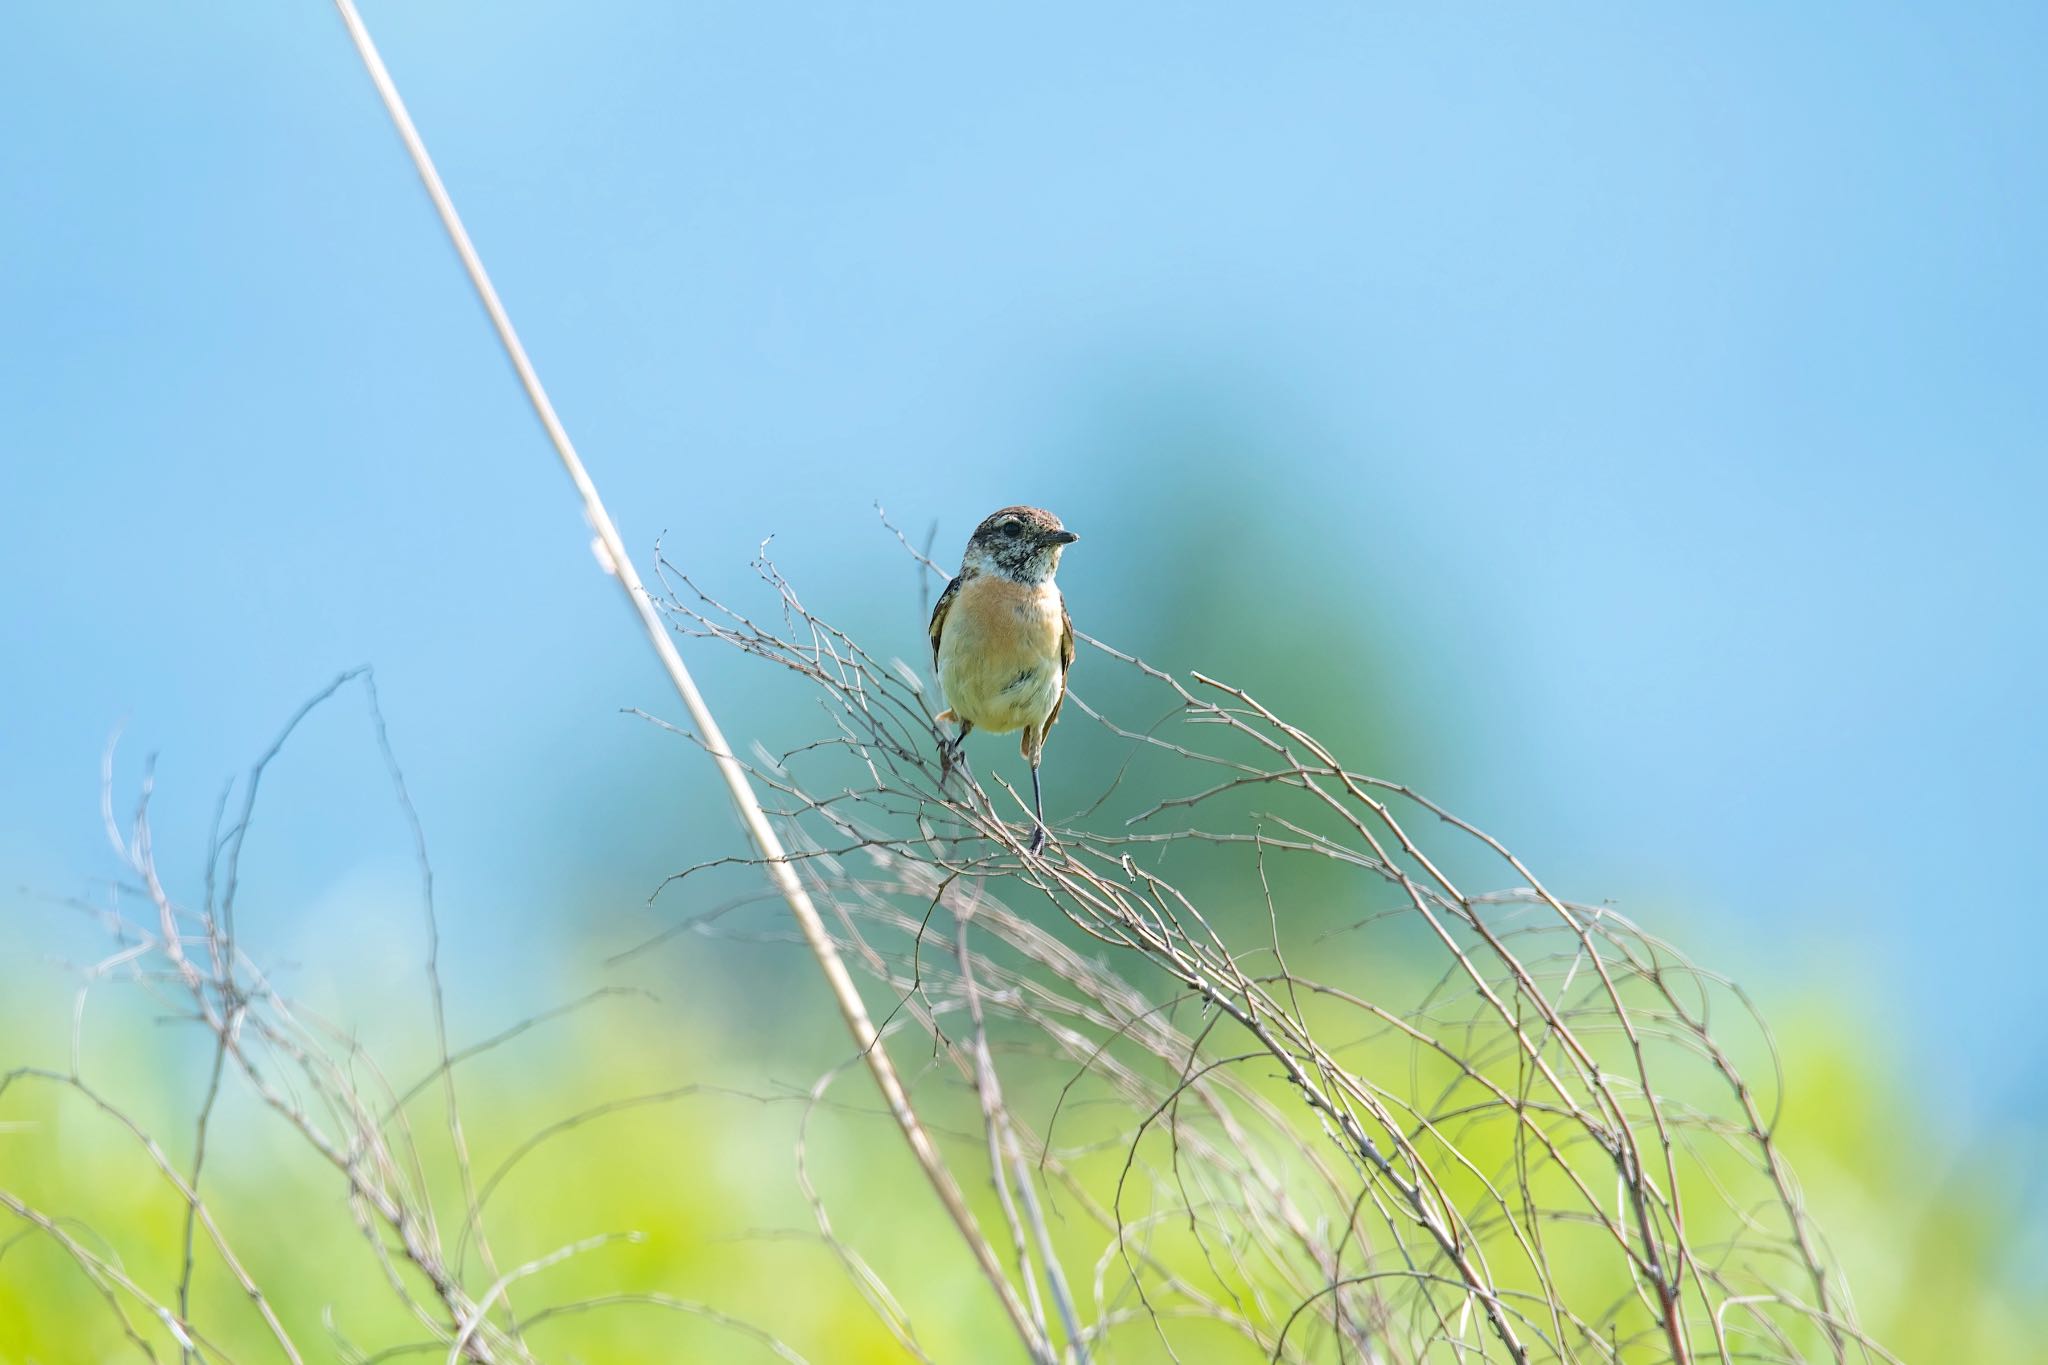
[929,505,1078,853]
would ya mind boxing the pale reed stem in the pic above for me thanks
[324,2,1043,1353]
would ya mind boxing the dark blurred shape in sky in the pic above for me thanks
[3,0,2043,1160]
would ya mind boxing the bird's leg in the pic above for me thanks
[939,717,973,781]
[1028,759,1048,855]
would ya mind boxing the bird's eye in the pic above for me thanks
[1001,521,1023,538]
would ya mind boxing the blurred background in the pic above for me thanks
[3,2,2044,1359]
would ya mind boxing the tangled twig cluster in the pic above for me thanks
[635,525,1894,1365]
[2,673,812,1363]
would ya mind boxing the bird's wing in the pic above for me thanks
[1043,598,1075,732]
[928,574,962,671]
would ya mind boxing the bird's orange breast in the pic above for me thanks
[937,576,1065,735]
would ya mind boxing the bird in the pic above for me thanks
[928,505,1079,854]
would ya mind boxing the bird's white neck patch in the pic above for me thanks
[963,541,1061,585]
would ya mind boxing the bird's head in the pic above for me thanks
[960,505,1079,584]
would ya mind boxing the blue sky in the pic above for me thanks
[4,0,2044,1196]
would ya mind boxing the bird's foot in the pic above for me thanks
[941,741,979,789]
[1027,823,1049,856]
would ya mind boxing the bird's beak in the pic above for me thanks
[1046,529,1080,546]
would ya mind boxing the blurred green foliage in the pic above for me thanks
[2,962,2040,1361]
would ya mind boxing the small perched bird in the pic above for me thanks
[929,505,1079,853]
